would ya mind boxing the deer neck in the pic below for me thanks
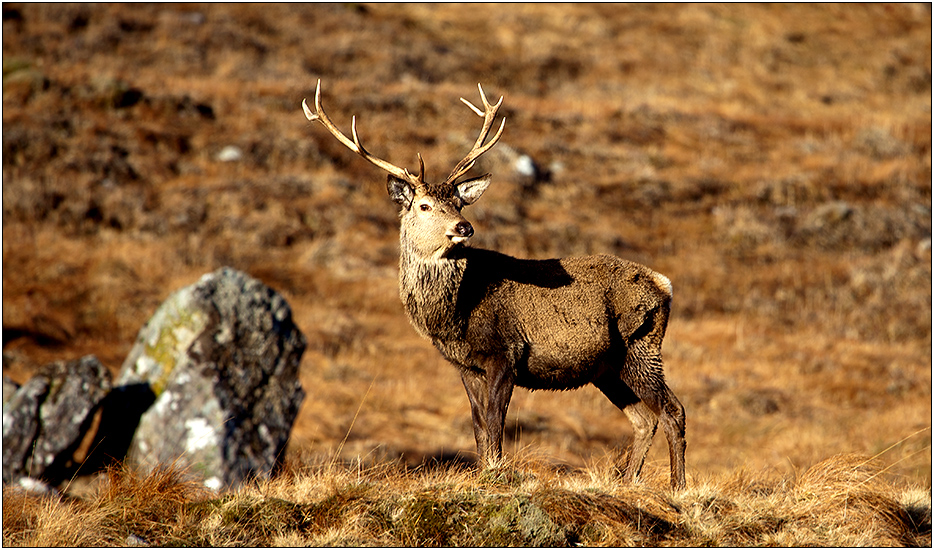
[398,232,468,341]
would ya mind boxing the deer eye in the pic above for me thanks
[419,203,432,212]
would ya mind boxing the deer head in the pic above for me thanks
[303,81,506,259]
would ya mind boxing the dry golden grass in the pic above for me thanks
[3,464,207,547]
[3,3,931,535]
[3,453,930,547]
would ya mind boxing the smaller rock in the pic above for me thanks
[807,201,852,228]
[15,476,58,496]
[916,238,931,254]
[2,355,112,485]
[513,154,538,179]
[181,11,205,25]
[854,127,909,159]
[3,377,46,483]
[126,533,150,547]
[217,145,243,162]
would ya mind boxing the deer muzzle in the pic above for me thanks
[448,221,474,244]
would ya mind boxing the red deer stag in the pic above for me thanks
[302,81,686,489]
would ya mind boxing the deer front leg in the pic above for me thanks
[460,369,491,463]
[460,362,514,469]
[484,359,515,468]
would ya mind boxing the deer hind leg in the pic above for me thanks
[622,401,659,482]
[593,376,658,483]
[622,343,686,490]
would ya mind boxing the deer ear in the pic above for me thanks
[455,174,492,205]
[387,175,414,208]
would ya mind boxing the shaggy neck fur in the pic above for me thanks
[398,230,468,342]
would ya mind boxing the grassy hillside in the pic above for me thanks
[3,454,930,546]
[2,4,931,544]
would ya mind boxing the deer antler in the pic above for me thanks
[303,80,424,185]
[444,83,506,185]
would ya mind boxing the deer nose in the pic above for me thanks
[454,221,474,238]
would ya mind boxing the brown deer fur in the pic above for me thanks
[304,83,687,489]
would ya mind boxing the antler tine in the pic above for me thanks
[303,80,420,185]
[445,83,506,185]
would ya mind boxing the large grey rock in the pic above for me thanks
[2,375,19,405]
[2,355,111,485]
[115,267,306,490]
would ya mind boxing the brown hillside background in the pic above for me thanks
[2,3,931,488]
